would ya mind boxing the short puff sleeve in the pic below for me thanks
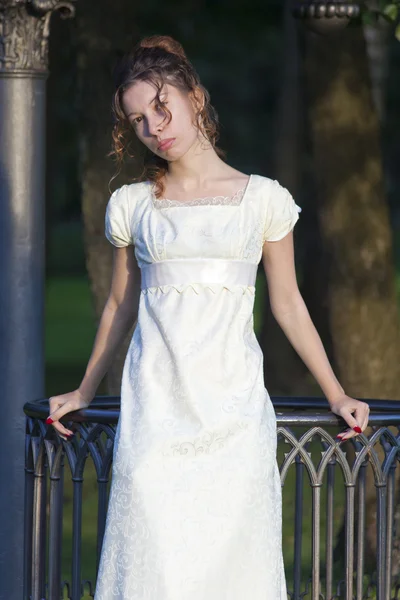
[105,185,134,247]
[263,179,302,243]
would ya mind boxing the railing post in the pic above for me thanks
[385,464,397,600]
[31,440,47,600]
[376,483,387,599]
[293,454,304,599]
[48,448,65,599]
[23,428,35,600]
[71,477,84,600]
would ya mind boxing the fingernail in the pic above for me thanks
[46,418,53,425]
[353,426,362,433]
[336,434,343,440]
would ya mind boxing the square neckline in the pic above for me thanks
[149,174,254,210]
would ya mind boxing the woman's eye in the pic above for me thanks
[132,116,143,126]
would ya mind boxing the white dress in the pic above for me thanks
[94,173,301,600]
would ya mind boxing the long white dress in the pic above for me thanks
[94,173,301,600]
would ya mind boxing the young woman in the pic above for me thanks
[46,34,370,599]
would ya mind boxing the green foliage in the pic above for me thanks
[361,0,400,38]
[383,3,399,21]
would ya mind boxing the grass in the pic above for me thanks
[45,276,108,397]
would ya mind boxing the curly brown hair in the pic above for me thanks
[108,34,226,198]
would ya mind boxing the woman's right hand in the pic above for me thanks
[46,389,92,440]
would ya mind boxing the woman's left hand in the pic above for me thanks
[328,393,370,441]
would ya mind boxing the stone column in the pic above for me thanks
[0,2,75,598]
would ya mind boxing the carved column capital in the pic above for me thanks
[0,0,76,75]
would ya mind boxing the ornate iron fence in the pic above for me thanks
[23,397,400,600]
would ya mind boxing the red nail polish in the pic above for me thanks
[353,426,362,433]
[46,418,53,425]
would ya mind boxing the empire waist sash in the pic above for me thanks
[140,259,258,290]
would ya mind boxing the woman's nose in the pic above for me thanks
[148,114,165,136]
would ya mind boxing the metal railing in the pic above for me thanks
[23,397,400,600]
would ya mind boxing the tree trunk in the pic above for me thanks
[363,0,392,123]
[303,24,400,575]
[262,2,334,397]
[303,25,400,398]
[75,1,139,394]
[262,0,310,395]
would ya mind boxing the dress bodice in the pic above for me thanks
[104,174,301,270]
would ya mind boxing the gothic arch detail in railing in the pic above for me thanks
[23,397,400,600]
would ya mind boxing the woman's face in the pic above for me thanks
[121,80,203,161]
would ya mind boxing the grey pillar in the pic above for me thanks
[0,2,75,599]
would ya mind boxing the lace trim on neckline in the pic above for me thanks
[150,177,253,209]
[152,186,245,209]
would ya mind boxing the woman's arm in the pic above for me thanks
[262,232,370,440]
[78,245,141,401]
[46,245,141,439]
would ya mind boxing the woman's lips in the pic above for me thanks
[157,138,175,151]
